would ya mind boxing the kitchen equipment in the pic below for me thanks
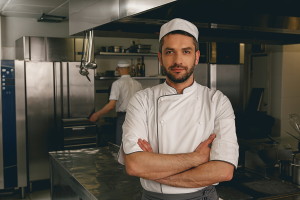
[289,113,300,134]
[14,36,95,186]
[62,118,97,149]
[279,160,292,180]
[287,113,300,150]
[0,60,27,196]
[108,46,122,53]
[292,153,300,185]
[79,30,97,81]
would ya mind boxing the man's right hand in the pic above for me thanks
[89,113,98,122]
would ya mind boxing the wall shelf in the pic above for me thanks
[96,52,157,57]
[95,76,165,80]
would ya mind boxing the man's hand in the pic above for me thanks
[89,112,99,122]
[137,139,153,152]
[137,134,216,165]
[194,134,216,163]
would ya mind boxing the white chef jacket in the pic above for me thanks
[118,81,239,194]
[109,75,142,112]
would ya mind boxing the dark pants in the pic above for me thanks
[116,112,126,145]
[141,186,218,200]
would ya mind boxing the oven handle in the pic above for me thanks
[72,127,86,131]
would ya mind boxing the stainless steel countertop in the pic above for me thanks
[49,146,300,200]
[49,146,142,200]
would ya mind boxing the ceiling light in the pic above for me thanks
[37,13,66,23]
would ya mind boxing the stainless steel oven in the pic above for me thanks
[62,118,97,150]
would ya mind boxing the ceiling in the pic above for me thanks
[93,0,300,44]
[2,0,300,44]
[0,0,69,19]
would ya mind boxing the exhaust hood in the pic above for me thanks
[70,0,300,44]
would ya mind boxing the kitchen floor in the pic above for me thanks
[0,189,50,200]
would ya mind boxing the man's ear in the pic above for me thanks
[195,50,200,65]
[158,52,164,65]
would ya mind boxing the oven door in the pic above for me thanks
[62,118,97,149]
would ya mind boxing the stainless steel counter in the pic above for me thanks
[49,146,142,200]
[49,146,300,200]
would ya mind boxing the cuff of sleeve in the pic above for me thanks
[210,140,239,168]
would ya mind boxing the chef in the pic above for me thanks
[118,18,239,199]
[89,60,142,145]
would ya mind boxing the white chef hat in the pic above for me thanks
[159,18,198,42]
[117,60,130,68]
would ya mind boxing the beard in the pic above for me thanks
[162,64,195,83]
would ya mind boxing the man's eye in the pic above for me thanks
[183,50,191,54]
[165,51,173,54]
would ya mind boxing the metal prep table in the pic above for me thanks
[49,145,300,200]
[49,145,142,200]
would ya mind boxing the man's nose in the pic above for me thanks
[174,53,183,65]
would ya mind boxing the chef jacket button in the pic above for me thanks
[160,120,164,124]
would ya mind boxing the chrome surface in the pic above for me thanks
[0,61,3,189]
[82,0,300,44]
[69,0,175,35]
[15,37,30,61]
[194,63,209,87]
[119,0,176,18]
[97,52,157,56]
[68,62,95,118]
[46,38,75,61]
[49,147,142,200]
[216,64,244,112]
[61,62,69,118]
[26,62,55,181]
[209,64,217,90]
[15,37,46,61]
[14,60,28,187]
[16,36,80,62]
[30,37,47,61]
[69,0,119,35]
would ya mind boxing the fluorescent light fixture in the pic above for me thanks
[37,13,66,23]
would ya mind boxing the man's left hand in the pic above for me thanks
[137,139,153,152]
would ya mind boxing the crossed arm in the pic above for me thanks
[124,134,234,188]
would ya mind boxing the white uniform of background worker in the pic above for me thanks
[89,60,142,145]
[118,18,239,200]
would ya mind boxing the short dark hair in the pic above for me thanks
[159,30,199,53]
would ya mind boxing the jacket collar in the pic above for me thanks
[163,81,197,94]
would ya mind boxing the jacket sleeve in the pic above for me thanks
[210,91,239,168]
[118,90,148,164]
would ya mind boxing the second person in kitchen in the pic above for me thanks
[89,60,143,145]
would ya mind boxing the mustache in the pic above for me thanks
[168,64,188,70]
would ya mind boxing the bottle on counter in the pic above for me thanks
[130,58,136,77]
[136,58,142,77]
[140,56,145,77]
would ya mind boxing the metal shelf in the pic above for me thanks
[96,52,157,57]
[95,76,165,80]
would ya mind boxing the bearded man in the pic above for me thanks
[118,18,239,200]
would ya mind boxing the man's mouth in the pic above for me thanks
[169,66,186,73]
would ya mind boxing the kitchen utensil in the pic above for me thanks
[85,30,97,69]
[287,113,300,150]
[79,30,97,81]
[289,113,300,134]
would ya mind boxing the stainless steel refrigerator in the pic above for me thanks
[14,36,95,186]
[194,63,244,113]
[14,60,95,185]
